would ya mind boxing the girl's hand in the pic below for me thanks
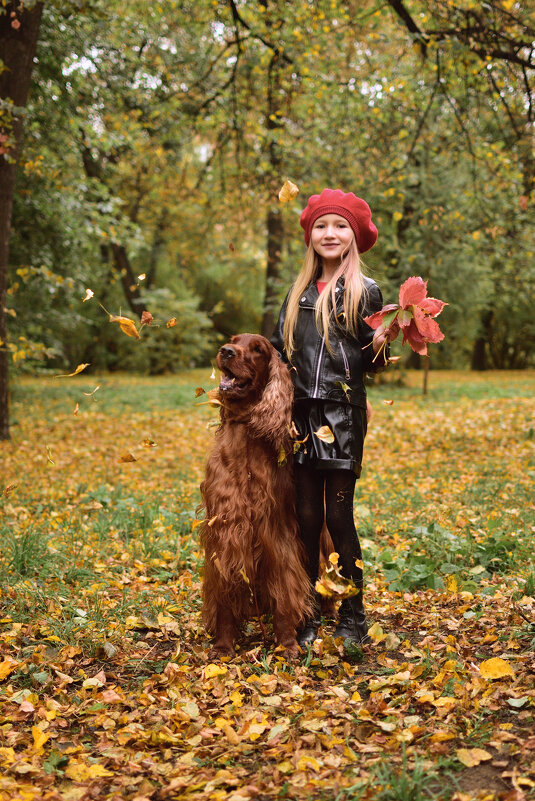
[372,324,396,354]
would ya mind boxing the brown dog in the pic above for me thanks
[199,334,313,657]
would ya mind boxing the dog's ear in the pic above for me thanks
[248,349,293,449]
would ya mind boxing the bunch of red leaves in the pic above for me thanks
[364,276,447,356]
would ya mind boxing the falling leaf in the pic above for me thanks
[210,367,216,380]
[73,403,79,415]
[53,363,90,378]
[456,748,492,767]
[278,179,300,203]
[195,387,206,397]
[314,425,335,443]
[119,452,137,463]
[138,273,146,280]
[141,310,153,325]
[2,483,17,497]
[82,288,94,302]
[480,657,515,680]
[141,438,157,448]
[109,314,140,339]
[229,242,235,251]
[383,399,394,406]
[167,317,177,328]
[46,446,55,465]
[388,355,401,363]
[83,386,100,397]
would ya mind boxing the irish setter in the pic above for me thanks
[199,333,313,657]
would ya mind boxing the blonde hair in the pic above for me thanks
[283,237,368,357]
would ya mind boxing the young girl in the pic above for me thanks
[270,188,390,647]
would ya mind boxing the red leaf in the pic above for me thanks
[363,304,399,329]
[141,310,153,325]
[402,319,429,355]
[419,297,447,317]
[399,276,427,308]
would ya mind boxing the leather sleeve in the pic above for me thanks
[269,292,290,363]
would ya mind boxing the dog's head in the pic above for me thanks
[216,333,294,449]
[217,333,274,403]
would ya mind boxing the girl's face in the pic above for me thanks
[310,214,354,267]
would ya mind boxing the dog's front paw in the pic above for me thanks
[209,644,235,659]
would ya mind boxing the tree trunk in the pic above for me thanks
[261,208,284,337]
[0,2,44,440]
[470,310,492,371]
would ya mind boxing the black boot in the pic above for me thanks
[297,594,321,648]
[334,591,370,644]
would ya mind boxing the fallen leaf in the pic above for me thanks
[2,483,17,497]
[456,748,492,767]
[480,657,515,680]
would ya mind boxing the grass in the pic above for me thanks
[2,368,535,800]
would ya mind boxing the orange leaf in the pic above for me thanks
[119,452,137,463]
[278,179,300,203]
[166,317,177,328]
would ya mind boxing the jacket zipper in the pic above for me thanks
[340,342,351,379]
[313,337,325,396]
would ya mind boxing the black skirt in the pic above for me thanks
[292,399,368,477]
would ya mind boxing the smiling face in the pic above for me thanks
[310,213,355,271]
[216,334,273,403]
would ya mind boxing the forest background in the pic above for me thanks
[1,0,535,442]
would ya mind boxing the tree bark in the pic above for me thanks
[261,207,284,338]
[0,2,44,440]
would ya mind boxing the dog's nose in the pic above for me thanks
[219,345,236,360]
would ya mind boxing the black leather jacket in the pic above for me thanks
[270,276,386,409]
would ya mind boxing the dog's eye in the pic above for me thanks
[253,345,263,354]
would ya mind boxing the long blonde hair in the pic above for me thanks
[283,237,368,357]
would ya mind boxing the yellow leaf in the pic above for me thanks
[2,484,17,498]
[141,438,157,448]
[446,574,458,593]
[368,622,386,642]
[456,748,492,767]
[54,363,90,378]
[314,425,334,443]
[297,755,321,772]
[480,657,515,680]
[32,726,50,751]
[393,211,403,222]
[204,664,228,679]
[278,179,299,203]
[166,317,177,328]
[65,761,114,781]
[0,659,18,681]
[328,552,339,564]
[110,314,140,339]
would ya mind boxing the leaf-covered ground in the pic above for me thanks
[1,370,534,801]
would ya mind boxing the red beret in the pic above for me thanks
[299,188,378,253]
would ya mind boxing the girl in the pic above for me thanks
[270,188,390,647]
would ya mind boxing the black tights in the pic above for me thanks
[294,464,363,587]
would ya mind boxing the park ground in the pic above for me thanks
[0,369,534,801]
